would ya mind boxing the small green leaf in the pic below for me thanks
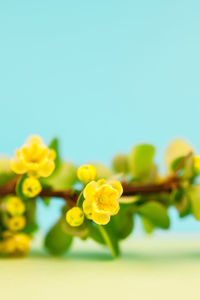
[172,189,191,218]
[188,186,200,220]
[23,198,38,234]
[40,197,51,206]
[16,174,28,200]
[97,224,120,258]
[141,216,154,234]
[109,204,135,240]
[138,201,170,229]
[119,196,139,204]
[48,137,61,172]
[128,144,155,180]
[45,219,73,255]
[77,191,84,208]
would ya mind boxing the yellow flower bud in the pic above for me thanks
[194,156,200,173]
[10,135,56,178]
[66,207,84,227]
[7,216,26,231]
[0,233,31,256]
[22,177,42,198]
[77,165,97,184]
[6,196,25,216]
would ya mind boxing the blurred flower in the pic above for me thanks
[7,216,26,231]
[0,232,31,256]
[194,156,200,173]
[83,179,123,225]
[66,207,84,227]
[10,135,56,178]
[6,196,25,216]
[22,177,42,198]
[77,164,97,184]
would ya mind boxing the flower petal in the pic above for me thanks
[96,185,119,204]
[110,201,120,215]
[109,180,123,197]
[38,160,55,177]
[83,181,97,201]
[92,212,110,225]
[10,157,27,174]
[83,199,93,219]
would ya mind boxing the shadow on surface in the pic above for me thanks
[23,248,200,264]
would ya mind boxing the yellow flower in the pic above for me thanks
[194,156,200,173]
[66,207,84,227]
[6,196,25,216]
[77,164,97,184]
[83,179,123,225]
[7,216,26,231]
[10,135,56,178]
[0,233,31,256]
[22,177,42,198]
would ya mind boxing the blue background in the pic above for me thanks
[0,0,200,233]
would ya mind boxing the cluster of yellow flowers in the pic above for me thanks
[10,135,56,198]
[0,196,30,256]
[0,231,30,256]
[0,136,123,255]
[0,135,57,256]
[66,165,123,226]
[10,135,56,178]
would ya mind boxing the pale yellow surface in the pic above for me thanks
[1,235,200,300]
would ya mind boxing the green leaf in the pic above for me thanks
[138,202,170,229]
[42,162,77,189]
[97,224,120,258]
[165,139,192,171]
[88,221,106,245]
[45,219,73,255]
[16,174,28,200]
[119,196,139,204]
[48,137,61,172]
[188,186,200,220]
[109,204,135,240]
[23,198,38,234]
[172,189,191,218]
[128,144,155,180]
[141,216,154,234]
[40,197,50,206]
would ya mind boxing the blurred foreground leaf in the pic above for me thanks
[138,201,170,229]
[188,186,200,221]
[128,144,155,181]
[45,219,73,255]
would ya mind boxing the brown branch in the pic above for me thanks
[0,153,192,204]
[122,177,180,196]
[0,177,78,206]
